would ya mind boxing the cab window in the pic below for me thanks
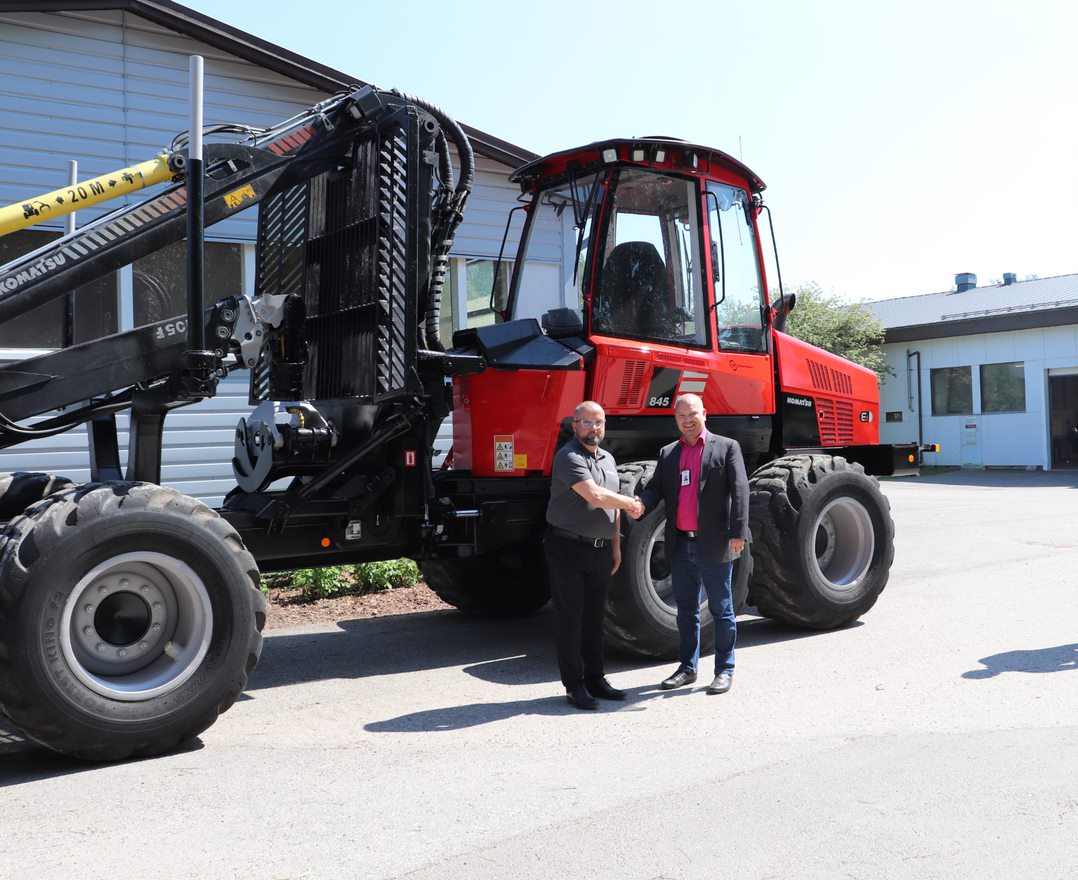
[707,181,766,353]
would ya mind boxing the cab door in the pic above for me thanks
[698,179,773,416]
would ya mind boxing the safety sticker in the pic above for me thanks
[494,435,515,472]
[223,184,256,209]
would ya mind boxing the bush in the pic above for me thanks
[354,558,421,593]
[264,559,421,601]
[288,565,355,602]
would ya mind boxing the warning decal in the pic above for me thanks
[494,435,515,472]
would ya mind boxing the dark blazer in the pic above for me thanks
[639,432,750,564]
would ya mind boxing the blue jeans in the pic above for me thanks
[670,536,736,675]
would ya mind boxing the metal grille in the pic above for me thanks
[807,358,854,396]
[618,360,648,407]
[816,396,855,445]
[807,359,833,391]
[252,108,426,404]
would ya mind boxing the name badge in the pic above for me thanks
[680,469,691,487]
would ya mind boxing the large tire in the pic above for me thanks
[748,454,894,628]
[0,472,74,520]
[604,462,753,659]
[418,538,550,617]
[0,482,265,761]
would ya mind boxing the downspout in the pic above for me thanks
[907,349,923,447]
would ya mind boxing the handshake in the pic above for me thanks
[624,495,645,520]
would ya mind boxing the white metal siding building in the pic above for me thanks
[869,273,1078,471]
[0,2,573,504]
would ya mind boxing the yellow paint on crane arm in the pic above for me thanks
[0,153,176,237]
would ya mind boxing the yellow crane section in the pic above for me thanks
[0,153,176,237]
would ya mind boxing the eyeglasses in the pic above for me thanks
[573,419,605,429]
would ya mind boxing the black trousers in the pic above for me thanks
[544,530,613,688]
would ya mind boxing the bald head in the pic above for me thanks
[674,394,706,444]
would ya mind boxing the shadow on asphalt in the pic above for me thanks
[364,684,698,733]
[963,643,1078,679]
[245,607,829,692]
[0,723,203,787]
[0,612,837,777]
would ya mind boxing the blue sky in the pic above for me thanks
[182,0,1076,302]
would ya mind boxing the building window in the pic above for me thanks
[0,229,118,348]
[133,240,243,327]
[980,362,1026,413]
[930,366,972,415]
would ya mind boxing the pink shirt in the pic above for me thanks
[676,429,708,531]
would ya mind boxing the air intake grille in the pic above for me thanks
[807,358,854,396]
[816,396,855,445]
[618,360,647,407]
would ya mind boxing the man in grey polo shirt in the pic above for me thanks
[545,400,643,710]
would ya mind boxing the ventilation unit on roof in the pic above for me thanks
[1003,272,1017,285]
[955,272,977,292]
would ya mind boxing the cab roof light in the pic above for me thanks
[602,148,618,164]
[653,147,666,163]
[631,147,645,162]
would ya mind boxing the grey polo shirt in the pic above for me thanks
[546,437,620,540]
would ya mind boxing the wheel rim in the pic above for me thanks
[643,527,675,610]
[59,552,213,701]
[811,498,875,589]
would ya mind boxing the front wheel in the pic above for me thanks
[748,455,895,628]
[0,482,265,761]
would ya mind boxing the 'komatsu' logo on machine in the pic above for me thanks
[0,253,68,292]
[786,395,813,408]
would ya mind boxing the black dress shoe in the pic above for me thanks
[706,671,733,695]
[659,668,698,690]
[566,683,598,710]
[585,676,627,701]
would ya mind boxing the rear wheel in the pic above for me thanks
[748,455,894,628]
[0,482,265,761]
[604,462,752,659]
[0,471,74,519]
[418,538,550,617]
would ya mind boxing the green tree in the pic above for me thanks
[781,282,895,381]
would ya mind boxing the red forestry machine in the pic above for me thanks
[0,84,922,760]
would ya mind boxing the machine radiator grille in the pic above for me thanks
[617,360,647,407]
[252,107,430,403]
[816,396,855,445]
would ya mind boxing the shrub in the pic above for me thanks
[264,559,421,601]
[288,565,354,602]
[354,558,421,593]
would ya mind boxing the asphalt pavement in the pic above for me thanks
[2,468,1077,879]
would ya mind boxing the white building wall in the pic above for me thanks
[878,321,1078,469]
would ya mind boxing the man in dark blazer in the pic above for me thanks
[635,393,749,695]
